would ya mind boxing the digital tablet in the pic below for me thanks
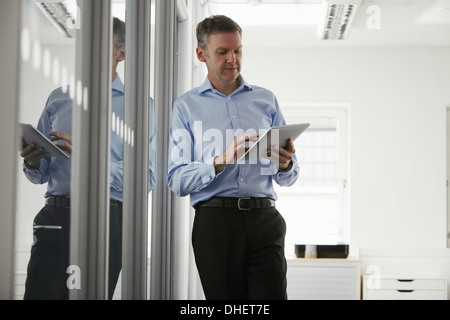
[239,123,310,161]
[19,123,70,159]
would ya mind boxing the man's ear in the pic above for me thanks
[196,46,206,63]
[116,46,125,62]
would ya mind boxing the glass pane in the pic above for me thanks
[289,118,339,190]
[16,0,120,300]
[148,0,156,299]
[110,0,126,300]
[112,0,156,299]
[15,0,77,299]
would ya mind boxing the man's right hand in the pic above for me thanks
[20,140,48,170]
[214,133,259,174]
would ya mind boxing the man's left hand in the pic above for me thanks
[265,138,296,172]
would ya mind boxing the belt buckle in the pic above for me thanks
[238,197,251,211]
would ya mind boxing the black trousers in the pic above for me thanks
[192,205,287,300]
[23,202,123,300]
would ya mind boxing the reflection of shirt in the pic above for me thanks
[167,76,299,207]
[23,76,156,202]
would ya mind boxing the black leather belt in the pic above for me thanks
[195,197,275,211]
[46,196,122,208]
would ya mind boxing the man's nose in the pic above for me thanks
[227,51,236,63]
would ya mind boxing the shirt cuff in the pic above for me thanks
[22,162,43,184]
[278,159,294,173]
[200,162,216,185]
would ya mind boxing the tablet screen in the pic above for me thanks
[239,123,310,161]
[19,123,70,159]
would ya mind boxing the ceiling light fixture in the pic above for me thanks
[35,0,79,38]
[318,0,362,40]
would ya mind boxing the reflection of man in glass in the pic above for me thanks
[20,17,155,300]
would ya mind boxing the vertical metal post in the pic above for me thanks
[122,0,151,300]
[0,0,21,300]
[70,0,112,300]
[172,0,192,300]
[151,0,176,300]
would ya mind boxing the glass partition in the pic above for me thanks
[14,0,134,300]
[148,0,156,299]
[15,0,78,299]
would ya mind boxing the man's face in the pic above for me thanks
[197,31,242,88]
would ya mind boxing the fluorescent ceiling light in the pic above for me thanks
[317,0,362,40]
[35,0,78,38]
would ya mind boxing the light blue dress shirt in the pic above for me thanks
[23,76,156,202]
[167,76,299,207]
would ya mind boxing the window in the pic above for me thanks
[274,105,349,257]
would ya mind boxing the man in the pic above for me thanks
[20,17,155,300]
[167,15,299,300]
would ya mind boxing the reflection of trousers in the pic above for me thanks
[192,205,287,300]
[23,200,123,300]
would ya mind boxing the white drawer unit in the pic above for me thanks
[287,258,361,300]
[362,276,448,300]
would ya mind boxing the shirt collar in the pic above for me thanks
[198,75,253,94]
[112,74,124,93]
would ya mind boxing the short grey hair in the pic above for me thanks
[113,17,126,50]
[196,15,242,48]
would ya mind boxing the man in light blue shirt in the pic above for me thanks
[20,17,155,300]
[168,15,299,300]
[22,75,128,201]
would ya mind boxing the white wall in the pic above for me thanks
[242,46,450,284]
[243,46,450,249]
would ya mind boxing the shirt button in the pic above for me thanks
[232,115,236,119]
[228,96,231,100]
[240,178,244,182]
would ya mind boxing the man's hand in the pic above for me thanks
[214,133,259,174]
[49,131,72,154]
[20,140,48,170]
[265,138,296,172]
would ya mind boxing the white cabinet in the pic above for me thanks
[287,258,361,300]
[362,276,447,300]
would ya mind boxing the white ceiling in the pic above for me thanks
[206,0,450,47]
[35,0,450,47]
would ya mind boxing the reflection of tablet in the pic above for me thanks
[239,123,310,161]
[19,123,70,159]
